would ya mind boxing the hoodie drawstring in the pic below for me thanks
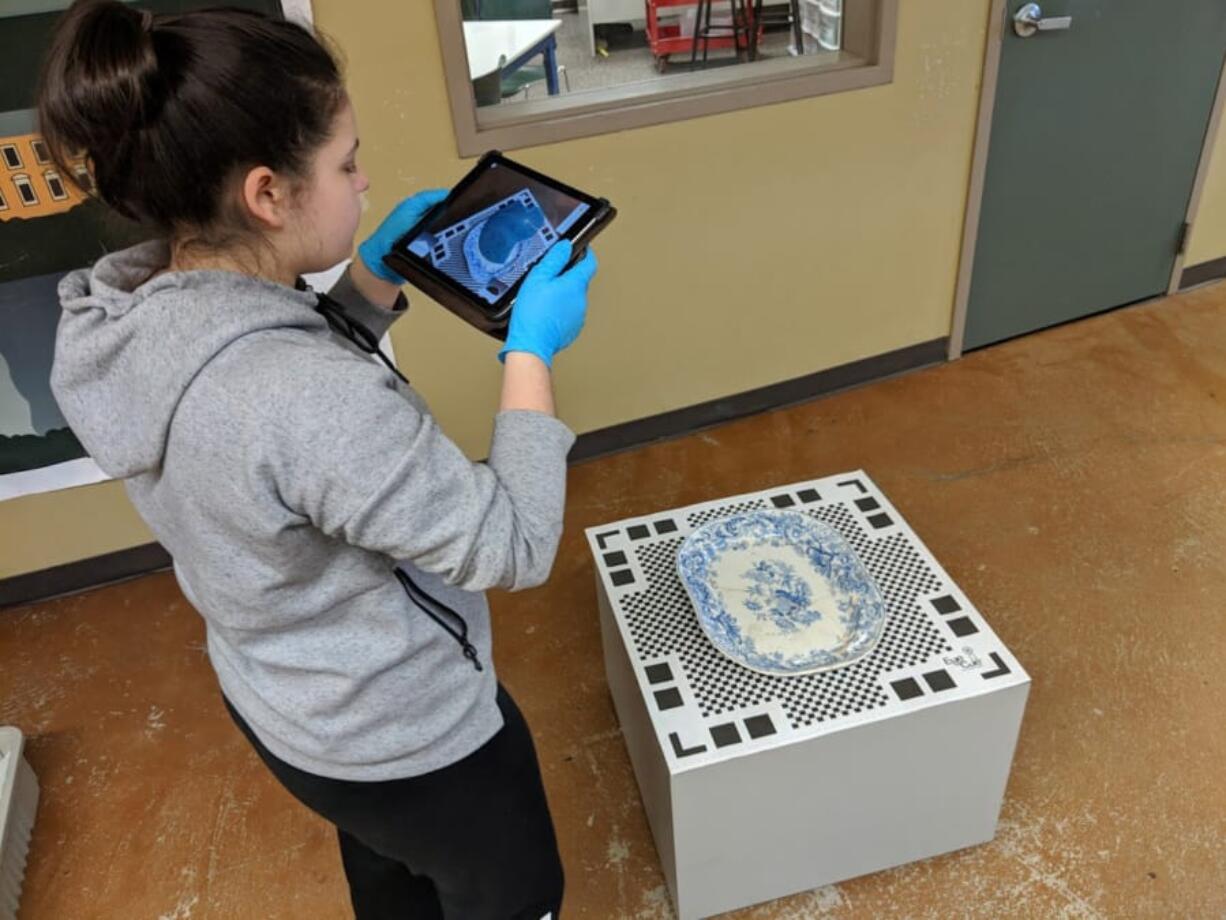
[309,287,411,387]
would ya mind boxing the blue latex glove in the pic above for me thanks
[358,188,449,284]
[499,239,599,368]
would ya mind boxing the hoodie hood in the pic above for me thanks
[52,239,328,478]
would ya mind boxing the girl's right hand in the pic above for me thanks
[498,240,599,368]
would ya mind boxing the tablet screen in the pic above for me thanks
[401,159,593,307]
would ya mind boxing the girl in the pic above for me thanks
[37,2,598,918]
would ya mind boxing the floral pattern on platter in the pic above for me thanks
[675,510,888,676]
[741,559,819,632]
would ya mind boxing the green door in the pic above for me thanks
[963,1,1226,350]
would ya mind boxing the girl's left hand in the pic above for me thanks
[358,188,449,284]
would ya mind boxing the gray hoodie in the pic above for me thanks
[53,239,575,781]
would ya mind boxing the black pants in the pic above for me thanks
[224,685,564,919]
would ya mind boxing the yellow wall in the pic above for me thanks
[0,0,991,579]
[1186,106,1226,267]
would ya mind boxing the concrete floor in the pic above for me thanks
[3,282,1226,918]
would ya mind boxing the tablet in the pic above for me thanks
[383,151,616,339]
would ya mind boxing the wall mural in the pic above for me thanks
[0,0,294,502]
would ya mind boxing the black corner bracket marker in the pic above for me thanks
[595,530,619,550]
[838,479,868,494]
[669,732,707,758]
[982,652,1012,679]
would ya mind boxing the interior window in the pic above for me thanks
[436,0,894,155]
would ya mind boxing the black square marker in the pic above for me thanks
[710,723,742,748]
[798,488,821,503]
[602,551,627,567]
[744,714,777,739]
[891,677,924,700]
[610,569,635,587]
[867,513,893,529]
[923,669,956,692]
[948,616,979,637]
[654,688,683,710]
[932,595,962,615]
[771,495,796,508]
[645,663,673,685]
[627,525,651,540]
[654,519,679,535]
[855,497,881,512]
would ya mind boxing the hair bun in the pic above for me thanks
[45,1,162,134]
[36,0,344,232]
[36,0,166,218]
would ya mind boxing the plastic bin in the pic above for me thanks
[0,728,39,920]
[817,1,842,49]
[798,0,841,51]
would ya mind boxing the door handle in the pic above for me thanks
[1013,3,1072,38]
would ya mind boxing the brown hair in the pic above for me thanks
[36,0,345,244]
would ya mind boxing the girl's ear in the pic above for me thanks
[240,166,289,230]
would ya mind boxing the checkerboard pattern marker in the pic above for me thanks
[589,471,1024,762]
[617,498,952,731]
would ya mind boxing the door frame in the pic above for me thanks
[947,0,1226,360]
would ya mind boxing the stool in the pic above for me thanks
[690,0,753,68]
[749,0,803,60]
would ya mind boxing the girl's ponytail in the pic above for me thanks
[37,0,165,221]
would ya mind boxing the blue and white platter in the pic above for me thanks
[675,510,888,676]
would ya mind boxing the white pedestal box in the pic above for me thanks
[586,471,1029,919]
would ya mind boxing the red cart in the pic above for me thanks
[645,0,759,73]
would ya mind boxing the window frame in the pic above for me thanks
[44,168,67,200]
[434,0,898,157]
[1,144,22,170]
[31,138,51,164]
[73,166,95,194]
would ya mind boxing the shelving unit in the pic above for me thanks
[798,0,841,52]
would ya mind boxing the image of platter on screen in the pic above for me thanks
[404,159,592,306]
